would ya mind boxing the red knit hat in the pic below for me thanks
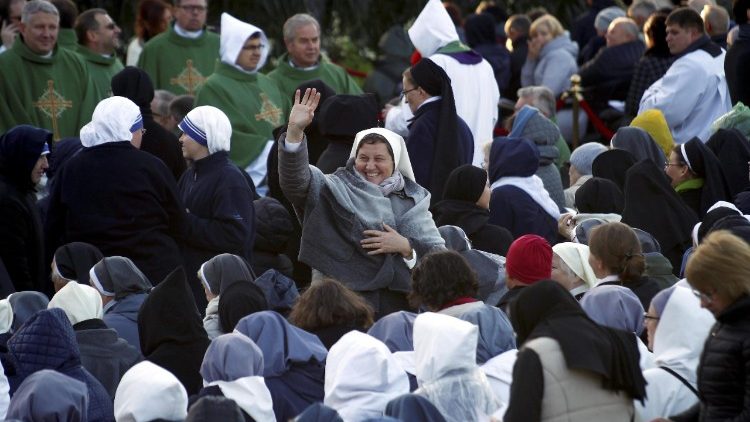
[505,234,552,285]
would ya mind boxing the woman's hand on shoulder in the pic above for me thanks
[361,223,412,258]
[286,88,321,143]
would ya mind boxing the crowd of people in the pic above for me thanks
[1,0,750,420]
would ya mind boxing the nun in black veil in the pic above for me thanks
[706,128,750,198]
[592,149,637,192]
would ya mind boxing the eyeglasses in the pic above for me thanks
[643,313,660,321]
[178,5,207,12]
[664,161,685,167]
[242,44,265,52]
[401,87,418,97]
[691,288,714,304]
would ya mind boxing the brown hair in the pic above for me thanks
[409,250,479,310]
[135,0,172,42]
[686,230,750,302]
[288,278,374,331]
[588,222,645,283]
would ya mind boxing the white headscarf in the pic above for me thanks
[80,96,142,147]
[325,331,410,421]
[47,282,103,325]
[349,128,416,182]
[115,361,188,422]
[178,105,232,154]
[220,13,269,74]
[552,242,598,289]
[414,312,477,385]
[408,0,459,57]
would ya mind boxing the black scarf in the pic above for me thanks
[410,58,462,203]
[677,34,722,59]
[575,177,624,214]
[592,149,637,192]
[706,129,750,198]
[510,280,646,402]
[680,137,731,216]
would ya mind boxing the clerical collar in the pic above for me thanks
[174,24,204,39]
[416,96,441,111]
[289,59,319,71]
[39,50,53,59]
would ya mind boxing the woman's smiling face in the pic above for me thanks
[355,141,394,185]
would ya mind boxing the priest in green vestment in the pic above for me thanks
[137,0,219,96]
[195,13,289,193]
[267,13,362,98]
[0,1,95,140]
[74,9,124,103]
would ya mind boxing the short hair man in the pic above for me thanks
[195,13,290,192]
[167,94,194,133]
[701,5,730,49]
[0,0,26,54]
[504,14,531,100]
[639,7,731,143]
[151,89,175,129]
[176,105,256,309]
[580,17,645,113]
[267,13,362,98]
[137,0,219,95]
[514,85,571,169]
[726,0,750,105]
[0,0,95,139]
[75,8,123,102]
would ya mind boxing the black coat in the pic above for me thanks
[693,295,750,421]
[178,151,256,309]
[252,197,294,278]
[726,36,750,106]
[505,36,528,100]
[141,116,186,181]
[580,40,646,112]
[0,125,51,293]
[431,199,512,256]
[45,142,185,285]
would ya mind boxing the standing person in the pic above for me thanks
[665,231,750,421]
[177,105,256,309]
[625,13,675,118]
[504,281,646,421]
[73,8,123,103]
[402,0,499,166]
[45,96,185,286]
[503,14,530,101]
[278,88,445,318]
[195,13,289,190]
[0,0,26,54]
[137,0,218,95]
[111,66,186,181]
[725,0,750,106]
[639,7,731,143]
[126,0,172,67]
[0,125,50,292]
[0,0,95,140]
[402,58,473,203]
[465,13,511,94]
[267,13,362,98]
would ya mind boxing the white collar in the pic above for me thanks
[174,24,204,39]
[569,284,589,297]
[416,96,442,110]
[594,274,620,287]
[288,58,319,71]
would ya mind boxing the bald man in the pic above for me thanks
[579,17,646,113]
[701,5,730,49]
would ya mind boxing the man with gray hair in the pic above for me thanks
[0,0,95,139]
[514,86,571,170]
[580,17,645,113]
[151,89,175,129]
[137,0,218,95]
[268,13,362,97]
[701,5,730,49]
[628,1,657,30]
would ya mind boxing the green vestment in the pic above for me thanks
[75,45,124,103]
[137,25,219,95]
[195,62,290,168]
[267,52,362,98]
[0,38,96,140]
[57,28,77,50]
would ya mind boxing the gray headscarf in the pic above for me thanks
[510,105,561,163]
[199,253,255,296]
[580,285,645,335]
[200,333,264,383]
[89,256,153,300]
[6,369,88,422]
[611,127,667,166]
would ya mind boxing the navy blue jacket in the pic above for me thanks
[580,40,646,111]
[45,141,185,286]
[178,151,256,308]
[407,100,473,195]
